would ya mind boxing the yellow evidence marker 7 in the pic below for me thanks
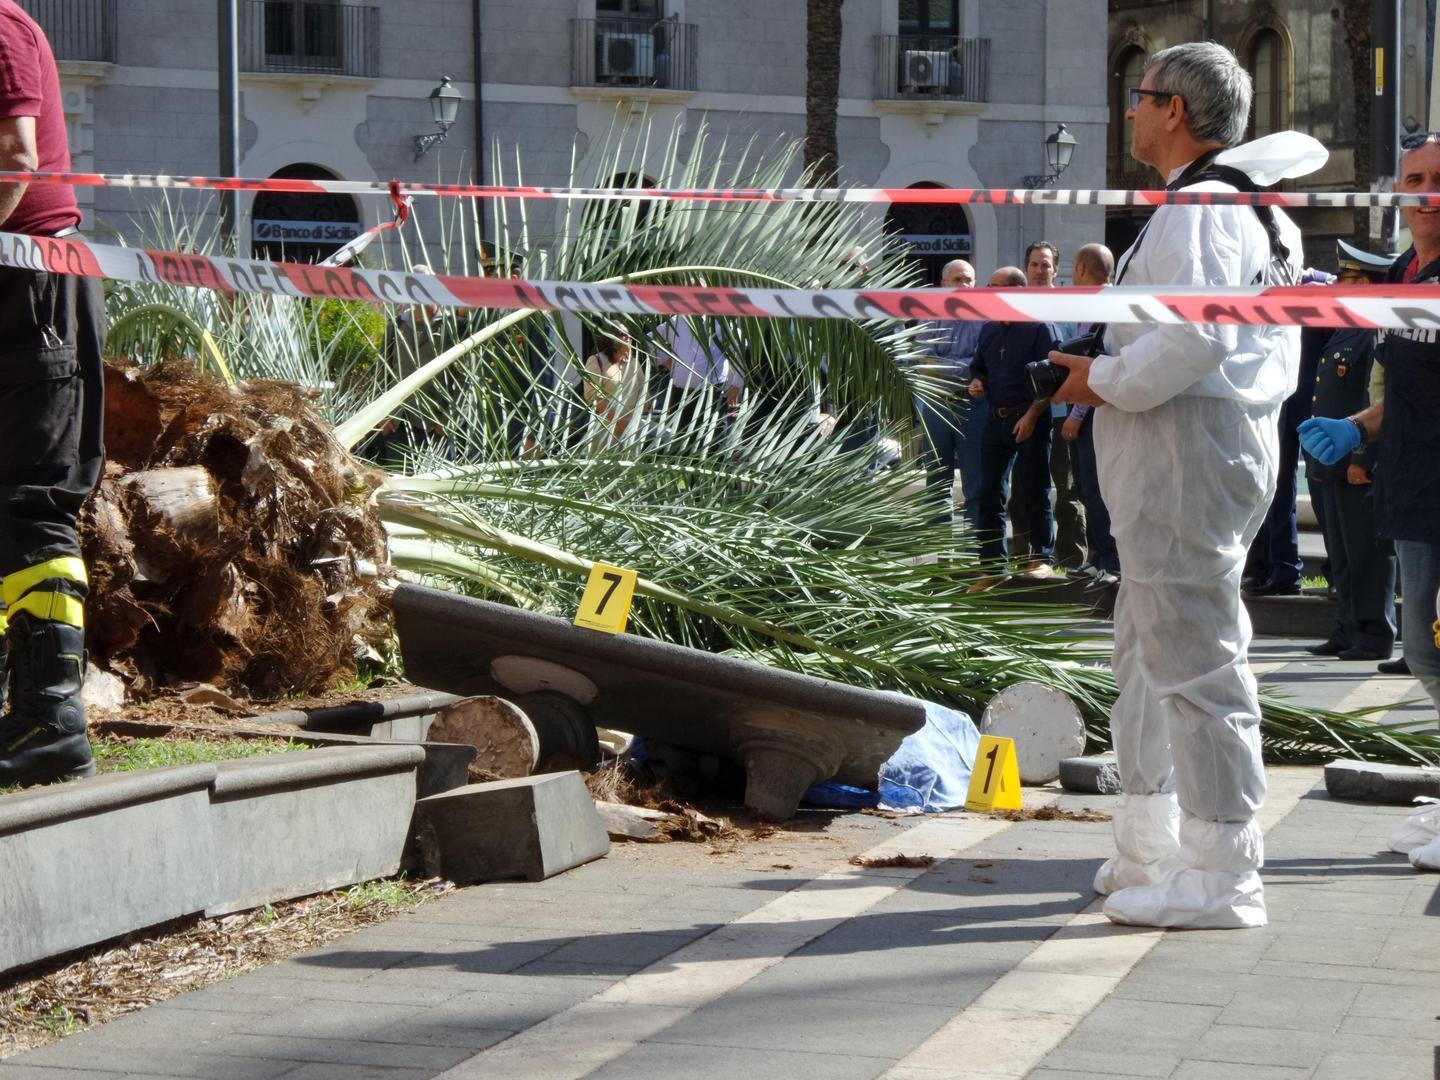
[574,562,638,634]
[965,734,1023,812]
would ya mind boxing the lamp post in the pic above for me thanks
[414,76,462,161]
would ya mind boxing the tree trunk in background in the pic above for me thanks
[805,0,843,180]
[1343,0,1373,243]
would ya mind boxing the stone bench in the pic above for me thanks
[392,583,927,819]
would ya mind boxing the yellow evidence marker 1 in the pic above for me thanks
[965,734,1023,812]
[574,562,638,634]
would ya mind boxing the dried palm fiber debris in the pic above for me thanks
[80,362,391,697]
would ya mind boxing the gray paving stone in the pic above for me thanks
[1253,959,1440,987]
[742,945,1009,1007]
[1213,974,1359,1032]
[507,959,646,978]
[1038,1048,1182,1077]
[587,1041,890,1080]
[363,1020,514,1051]
[1186,1023,1326,1070]
[537,929,700,968]
[161,987,316,1015]
[419,978,612,1031]
[1029,1072,1123,1080]
[1337,1013,1440,1041]
[210,1032,473,1071]
[791,908,1058,959]
[1170,1063,1311,1080]
[0,1067,131,1079]
[1313,1050,1437,1080]
[5,1046,294,1080]
[1375,938,1440,972]
[648,988,957,1060]
[1349,979,1440,1020]
[382,940,562,976]
[229,999,431,1040]
[277,1067,433,1080]
[1057,998,1220,1056]
[1108,966,1237,1007]
[1143,935,1272,974]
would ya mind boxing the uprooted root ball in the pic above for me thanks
[80,362,391,698]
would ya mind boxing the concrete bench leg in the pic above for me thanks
[731,707,844,820]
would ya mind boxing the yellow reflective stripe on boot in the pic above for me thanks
[2,558,88,607]
[7,591,85,629]
[0,602,8,636]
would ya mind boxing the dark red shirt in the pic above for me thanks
[0,0,79,236]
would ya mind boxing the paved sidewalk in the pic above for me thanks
[2,640,1436,1079]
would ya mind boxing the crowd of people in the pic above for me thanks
[914,244,1121,591]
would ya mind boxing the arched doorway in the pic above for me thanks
[251,163,361,263]
[885,182,973,285]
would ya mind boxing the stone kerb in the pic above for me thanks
[206,745,425,916]
[0,745,426,975]
[0,765,218,975]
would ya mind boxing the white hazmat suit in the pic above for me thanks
[1090,133,1321,929]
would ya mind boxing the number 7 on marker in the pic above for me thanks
[575,562,639,634]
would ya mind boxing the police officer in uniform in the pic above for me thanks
[1303,240,1397,662]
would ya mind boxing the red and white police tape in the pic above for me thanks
[4,169,1440,209]
[7,229,1440,330]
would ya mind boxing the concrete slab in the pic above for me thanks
[1059,753,1121,795]
[414,771,610,884]
[1323,759,1440,804]
[392,584,926,819]
[206,745,423,916]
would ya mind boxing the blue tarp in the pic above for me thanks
[803,700,981,814]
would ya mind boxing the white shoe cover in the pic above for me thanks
[1093,792,1181,895]
[1411,835,1440,871]
[1389,797,1440,855]
[1103,866,1267,929]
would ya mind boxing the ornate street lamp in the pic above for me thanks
[414,76,462,161]
[1022,123,1078,188]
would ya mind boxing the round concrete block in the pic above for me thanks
[1059,753,1122,795]
[429,696,540,779]
[980,682,1086,785]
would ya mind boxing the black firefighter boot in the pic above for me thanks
[0,613,94,785]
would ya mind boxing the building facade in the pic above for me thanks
[23,0,1108,283]
[1106,0,1433,265]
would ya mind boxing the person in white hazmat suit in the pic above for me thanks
[1049,42,1321,929]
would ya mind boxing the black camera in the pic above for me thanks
[1025,328,1105,399]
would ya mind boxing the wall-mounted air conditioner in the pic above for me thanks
[599,30,655,80]
[901,49,950,90]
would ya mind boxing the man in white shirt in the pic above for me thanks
[1051,41,1306,929]
[650,317,740,446]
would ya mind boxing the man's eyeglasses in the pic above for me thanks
[1400,131,1440,150]
[1128,87,1174,109]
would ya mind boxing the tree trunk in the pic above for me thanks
[805,0,843,180]
[1343,0,1373,243]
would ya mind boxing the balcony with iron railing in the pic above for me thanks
[572,16,697,92]
[240,0,378,78]
[1107,152,1156,195]
[874,35,989,103]
[16,0,116,64]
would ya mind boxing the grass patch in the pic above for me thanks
[92,736,300,774]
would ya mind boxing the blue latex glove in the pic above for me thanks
[1298,416,1362,465]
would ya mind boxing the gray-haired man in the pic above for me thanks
[1051,42,1307,929]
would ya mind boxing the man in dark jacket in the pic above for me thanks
[966,266,1060,580]
[1303,241,1396,661]
[1301,133,1440,722]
